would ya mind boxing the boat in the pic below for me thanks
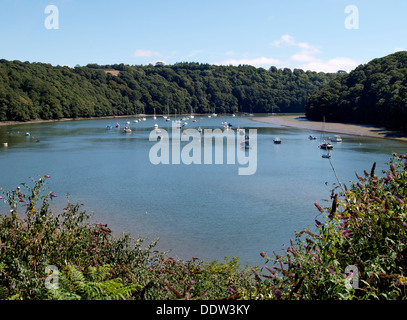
[106,125,112,130]
[273,137,282,144]
[115,123,120,128]
[154,123,158,129]
[25,132,31,136]
[308,135,317,140]
[125,120,130,125]
[318,117,333,150]
[329,135,342,142]
[319,142,334,150]
[322,154,331,159]
[123,126,132,133]
[198,127,202,133]
[153,108,157,120]
[240,135,251,149]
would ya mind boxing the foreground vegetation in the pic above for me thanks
[306,51,407,131]
[0,154,406,300]
[0,59,336,122]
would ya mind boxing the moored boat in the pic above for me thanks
[273,137,282,144]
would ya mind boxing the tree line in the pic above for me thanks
[306,51,407,131]
[0,59,337,121]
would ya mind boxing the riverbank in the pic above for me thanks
[0,115,149,127]
[251,115,407,142]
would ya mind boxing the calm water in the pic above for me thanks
[0,115,406,267]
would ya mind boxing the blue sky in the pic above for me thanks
[0,0,406,72]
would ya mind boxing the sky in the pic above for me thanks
[0,0,406,73]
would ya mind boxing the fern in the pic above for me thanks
[50,264,142,300]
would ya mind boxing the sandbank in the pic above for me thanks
[251,115,407,142]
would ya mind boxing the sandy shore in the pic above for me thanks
[251,115,407,141]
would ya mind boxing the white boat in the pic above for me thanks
[319,117,333,150]
[123,126,132,133]
[319,141,333,150]
[115,122,120,128]
[154,123,158,129]
[329,135,342,142]
[273,137,282,144]
[153,108,157,120]
[126,120,130,124]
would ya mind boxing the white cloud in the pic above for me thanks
[271,34,295,47]
[270,34,359,72]
[134,49,161,57]
[298,57,359,73]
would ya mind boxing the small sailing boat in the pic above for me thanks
[123,126,132,133]
[273,137,282,144]
[319,116,333,150]
[153,108,157,120]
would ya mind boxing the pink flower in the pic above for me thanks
[260,251,266,257]
[45,174,51,178]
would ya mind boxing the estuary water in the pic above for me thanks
[0,115,406,267]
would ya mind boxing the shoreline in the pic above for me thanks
[0,114,166,127]
[251,115,407,142]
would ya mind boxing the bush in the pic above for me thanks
[256,154,407,300]
[0,175,255,300]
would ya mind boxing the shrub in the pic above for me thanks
[0,175,255,300]
[257,154,407,300]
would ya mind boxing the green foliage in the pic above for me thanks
[0,175,257,300]
[0,59,336,122]
[306,51,407,131]
[48,264,142,300]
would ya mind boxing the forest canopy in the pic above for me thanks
[305,51,407,131]
[0,59,337,121]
